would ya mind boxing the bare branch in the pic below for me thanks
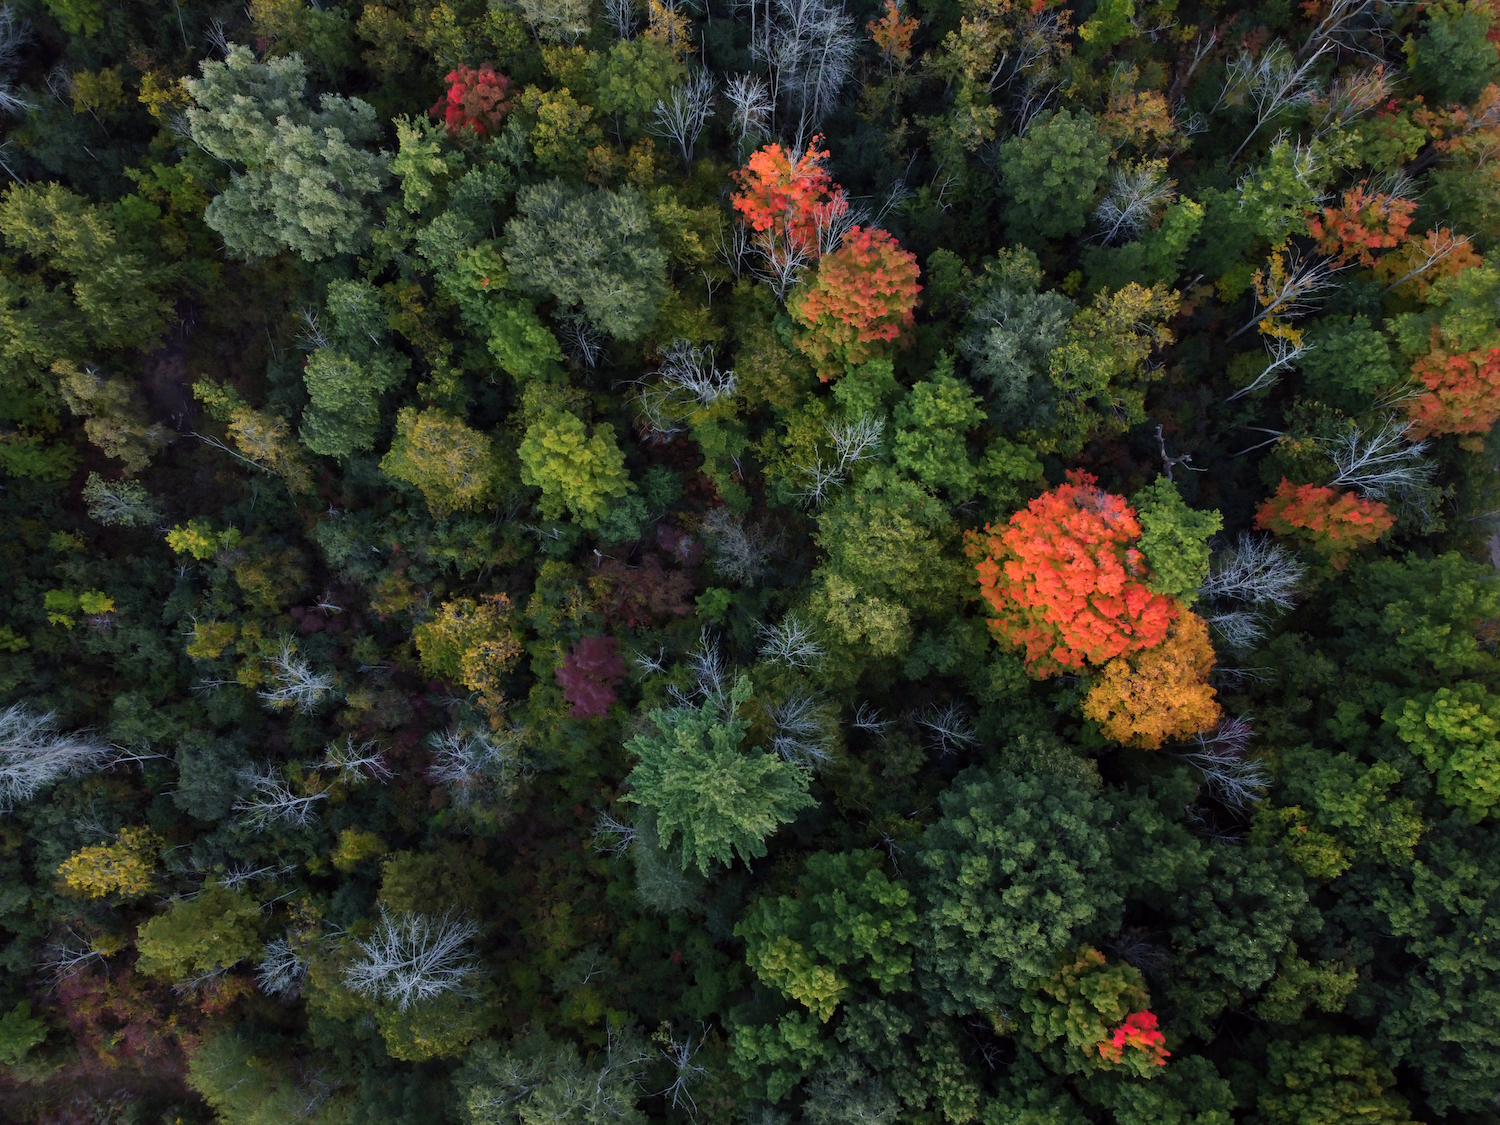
[234,766,327,829]
[256,638,338,714]
[0,705,116,811]
[651,71,716,168]
[1324,418,1434,500]
[758,615,825,669]
[342,908,482,1011]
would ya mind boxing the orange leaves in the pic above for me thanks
[788,226,922,380]
[966,471,1177,677]
[868,0,919,65]
[1255,478,1393,567]
[1082,610,1221,749]
[730,139,847,258]
[1407,342,1500,441]
[1098,1011,1170,1069]
[1308,182,1415,268]
[430,65,513,137]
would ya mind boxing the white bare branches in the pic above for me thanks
[1312,65,1392,138]
[702,508,775,587]
[726,72,773,143]
[1231,248,1339,340]
[342,908,482,1011]
[38,931,108,981]
[427,726,524,808]
[1093,164,1176,244]
[603,0,639,37]
[657,1025,710,1114]
[799,415,884,505]
[749,224,811,300]
[914,703,978,755]
[0,6,33,116]
[752,0,859,146]
[659,339,737,406]
[257,639,338,714]
[591,810,639,856]
[1177,717,1268,811]
[1227,334,1310,402]
[852,702,891,737]
[558,315,607,371]
[758,615,824,669]
[1325,419,1434,501]
[234,766,327,829]
[1299,0,1396,61]
[1381,228,1473,293]
[1217,40,1331,160]
[0,704,116,811]
[683,630,733,710]
[1198,535,1306,650]
[256,937,311,999]
[320,737,392,786]
[652,71,716,168]
[768,693,835,768]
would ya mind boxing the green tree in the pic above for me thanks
[381,407,501,516]
[1131,477,1222,602]
[737,850,917,1021]
[503,179,667,340]
[1388,683,1500,822]
[188,1033,350,1125]
[518,408,632,528]
[624,676,815,874]
[996,109,1112,243]
[301,279,409,457]
[456,1034,648,1125]
[1257,1035,1417,1125]
[135,884,264,980]
[591,37,685,135]
[893,359,987,501]
[185,46,390,261]
[917,766,1123,1014]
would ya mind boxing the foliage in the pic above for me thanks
[414,594,523,716]
[731,139,847,257]
[788,227,922,381]
[996,109,1113,243]
[381,407,500,516]
[57,826,158,899]
[556,635,627,718]
[432,64,513,136]
[1258,1035,1417,1125]
[1017,946,1166,1077]
[1130,477,1222,602]
[1255,479,1394,567]
[456,1034,648,1125]
[1387,683,1500,821]
[624,675,815,874]
[135,885,264,981]
[518,409,633,528]
[967,471,1177,677]
[1082,610,1221,749]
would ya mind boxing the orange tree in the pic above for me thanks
[730,138,847,258]
[1082,610,1221,748]
[1407,343,1500,441]
[965,470,1177,677]
[1255,479,1394,568]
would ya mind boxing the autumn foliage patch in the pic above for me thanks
[1406,342,1500,440]
[730,139,847,257]
[431,64,513,136]
[1308,183,1416,267]
[1255,479,1394,566]
[1083,610,1221,748]
[966,471,1177,677]
[556,636,627,719]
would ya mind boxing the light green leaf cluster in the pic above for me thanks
[517,409,632,528]
[624,676,815,874]
[893,362,986,500]
[1388,683,1500,822]
[1131,476,1223,602]
[135,884,264,981]
[456,1034,649,1125]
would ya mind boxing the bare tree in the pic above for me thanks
[1226,334,1310,401]
[257,639,338,714]
[799,414,883,505]
[726,72,773,143]
[702,507,776,586]
[752,0,859,147]
[603,0,639,37]
[1325,419,1434,500]
[768,692,835,768]
[1199,534,1306,650]
[1311,65,1392,138]
[852,702,891,737]
[38,930,108,981]
[343,908,482,1010]
[674,630,733,711]
[591,810,639,856]
[914,703,978,755]
[652,71,716,169]
[657,1025,710,1114]
[1093,164,1176,244]
[1216,40,1331,160]
[320,737,392,786]
[0,704,116,811]
[235,766,327,829]
[1298,0,1397,61]
[427,726,524,808]
[256,936,310,999]
[558,315,607,370]
[1177,717,1268,811]
[658,339,737,406]
[758,615,824,668]
[0,6,33,116]
[1381,228,1473,293]
[749,223,811,300]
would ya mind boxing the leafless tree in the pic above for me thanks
[800,415,883,505]
[343,909,482,1010]
[427,726,524,808]
[758,615,824,668]
[852,702,891,737]
[1216,40,1331,160]
[631,646,669,677]
[256,937,310,999]
[0,6,32,116]
[1093,164,1176,244]
[257,638,338,714]
[1227,334,1310,401]
[658,339,737,406]
[0,704,116,811]
[702,508,776,586]
[1199,534,1306,650]
[558,315,607,370]
[749,223,811,300]
[768,693,835,768]
[1325,419,1434,500]
[676,630,733,710]
[914,703,978,755]
[320,737,392,786]
[1177,717,1268,811]
[657,1025,710,1114]
[752,0,859,147]
[1298,0,1398,61]
[726,72,774,143]
[652,71,716,169]
[591,810,639,856]
[204,18,232,58]
[1382,228,1473,293]
[235,766,327,829]
[38,931,108,981]
[603,0,639,37]
[1312,65,1392,138]
[1230,248,1339,340]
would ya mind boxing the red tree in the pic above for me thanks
[1307,182,1416,267]
[1098,1011,1170,1070]
[1255,479,1394,567]
[730,138,848,258]
[788,226,922,381]
[431,64,513,136]
[556,636,627,718]
[1406,342,1500,442]
[965,470,1177,677]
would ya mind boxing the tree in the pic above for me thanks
[57,827,158,899]
[135,884,264,981]
[917,766,1122,1013]
[343,909,482,1010]
[731,138,848,258]
[413,594,523,717]
[556,636,627,718]
[431,64,513,135]
[892,365,987,500]
[966,471,1178,678]
[300,279,410,458]
[737,850,917,1021]
[518,409,633,528]
[188,1033,350,1125]
[1307,182,1416,267]
[1130,477,1223,602]
[381,407,500,516]
[1017,946,1167,1077]
[788,227,922,381]
[1255,479,1393,568]
[1406,343,1500,441]
[185,46,390,261]
[0,704,115,811]
[503,179,667,340]
[1257,1035,1418,1125]
[996,109,1113,243]
[1387,683,1500,822]
[624,675,815,874]
[593,37,686,135]
[1083,610,1222,749]
[455,1034,649,1125]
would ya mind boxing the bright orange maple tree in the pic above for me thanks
[787,226,922,380]
[1307,182,1416,267]
[868,0,918,64]
[1255,478,1394,567]
[1082,610,1221,748]
[730,139,848,258]
[1406,342,1500,442]
[966,470,1177,677]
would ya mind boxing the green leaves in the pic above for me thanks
[1388,683,1500,822]
[1131,477,1223,602]
[135,884,264,981]
[517,408,632,528]
[624,676,815,874]
[996,109,1112,243]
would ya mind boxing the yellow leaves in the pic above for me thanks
[58,827,159,900]
[166,518,241,560]
[645,0,694,62]
[185,620,237,661]
[1083,609,1221,749]
[331,827,388,873]
[71,68,126,117]
[748,935,849,1022]
[380,407,499,517]
[413,594,523,719]
[43,588,114,628]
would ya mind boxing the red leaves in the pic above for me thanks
[556,636,627,719]
[1308,182,1416,267]
[1098,1010,1170,1068]
[1255,478,1393,567]
[966,471,1177,677]
[1407,343,1500,440]
[431,64,513,137]
[730,138,848,258]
